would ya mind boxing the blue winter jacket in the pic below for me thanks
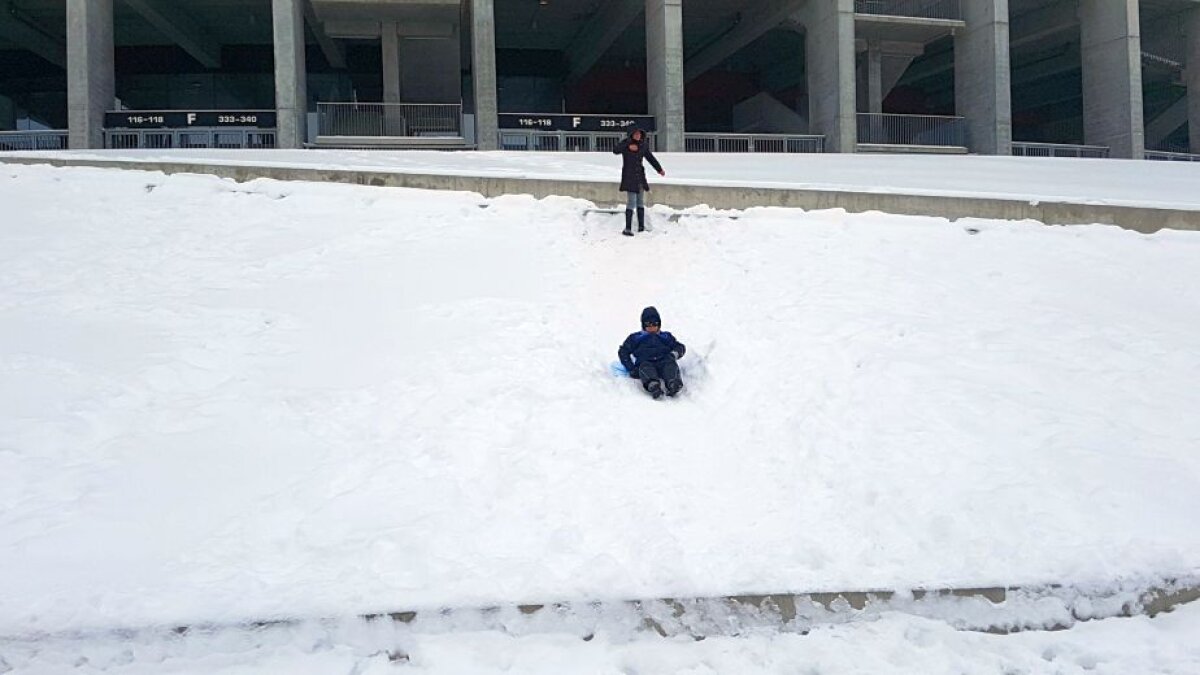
[618,330,686,375]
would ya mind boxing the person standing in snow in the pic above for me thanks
[613,128,665,237]
[618,306,686,399]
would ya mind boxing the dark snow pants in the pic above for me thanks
[635,358,682,395]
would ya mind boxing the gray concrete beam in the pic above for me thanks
[272,0,307,148]
[120,0,222,69]
[646,0,685,151]
[0,4,65,68]
[895,46,952,86]
[1145,96,1187,148]
[67,0,114,149]
[802,0,857,152]
[1080,0,1144,158]
[1010,1,1077,49]
[955,0,1012,155]
[684,0,808,82]
[470,0,498,150]
[1011,50,1079,87]
[321,20,454,39]
[1189,9,1200,151]
[1012,74,1086,110]
[564,0,641,84]
[302,0,346,69]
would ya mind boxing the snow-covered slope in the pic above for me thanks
[1,163,1198,659]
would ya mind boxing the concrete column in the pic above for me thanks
[955,0,1012,155]
[0,94,15,130]
[803,0,857,152]
[867,40,883,114]
[1187,9,1200,153]
[471,0,498,150]
[1079,0,1144,159]
[645,0,685,152]
[66,0,114,149]
[382,22,401,103]
[272,0,307,148]
[381,21,403,136]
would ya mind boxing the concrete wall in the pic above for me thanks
[66,0,114,149]
[645,0,686,151]
[272,0,307,149]
[803,0,857,152]
[402,36,460,104]
[1079,0,1144,159]
[117,73,274,111]
[956,0,1013,155]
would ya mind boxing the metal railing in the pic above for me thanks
[684,133,825,153]
[104,128,277,150]
[1144,149,1200,162]
[854,0,961,20]
[497,131,825,154]
[1011,142,1109,159]
[0,130,69,151]
[856,113,966,147]
[498,130,649,152]
[317,102,462,138]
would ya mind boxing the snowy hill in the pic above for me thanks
[1,161,1199,673]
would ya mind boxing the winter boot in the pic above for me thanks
[645,380,664,400]
[623,209,634,236]
[637,207,646,232]
[666,380,683,397]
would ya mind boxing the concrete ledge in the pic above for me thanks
[3,155,1198,233]
[6,578,1197,643]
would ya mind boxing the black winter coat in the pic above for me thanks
[613,132,663,193]
[618,330,686,375]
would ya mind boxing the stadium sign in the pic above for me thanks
[104,110,278,129]
[499,113,656,133]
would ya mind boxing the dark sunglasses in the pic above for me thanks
[643,322,660,327]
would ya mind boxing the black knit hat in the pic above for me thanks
[640,306,661,326]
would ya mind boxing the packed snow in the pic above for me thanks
[1,161,1199,672]
[3,603,1200,674]
[7,148,1200,210]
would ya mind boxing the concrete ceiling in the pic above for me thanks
[1,0,275,49]
[0,0,1190,72]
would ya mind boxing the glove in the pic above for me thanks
[629,368,641,379]
[671,351,681,360]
